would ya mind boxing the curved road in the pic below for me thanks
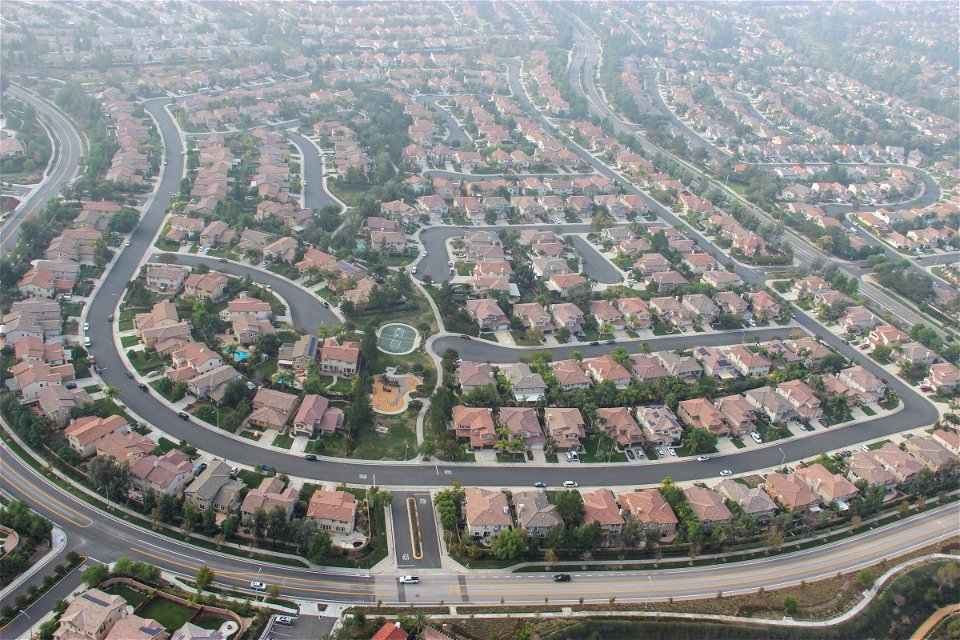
[1,84,84,252]
[286,130,342,212]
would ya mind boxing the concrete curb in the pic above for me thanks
[0,527,67,601]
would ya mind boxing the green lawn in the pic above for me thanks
[867,439,891,451]
[128,349,164,375]
[120,335,140,348]
[861,405,877,416]
[119,309,137,332]
[730,438,746,449]
[675,442,718,457]
[272,431,294,449]
[60,302,84,319]
[83,384,100,394]
[138,597,197,631]
[579,432,627,463]
[104,584,148,608]
[194,615,226,631]
[305,415,417,461]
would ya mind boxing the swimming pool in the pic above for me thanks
[234,350,249,362]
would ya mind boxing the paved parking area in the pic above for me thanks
[266,615,335,640]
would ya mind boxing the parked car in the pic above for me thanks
[305,454,318,461]
[667,447,677,456]
[177,412,190,420]
[274,616,294,626]
[625,449,635,460]
[138,383,148,391]
[82,322,89,331]
[525,450,534,461]
[696,455,710,462]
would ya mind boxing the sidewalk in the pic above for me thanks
[0,527,67,601]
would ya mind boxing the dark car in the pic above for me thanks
[553,574,572,582]
[625,449,635,460]
[305,454,318,461]
[64,382,77,390]
[462,335,472,341]
[589,341,600,346]
[605,339,615,344]
[196,462,207,473]
[526,450,534,461]
[534,481,547,488]
[177,412,190,420]
[139,383,148,391]
[126,371,134,378]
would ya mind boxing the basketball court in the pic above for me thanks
[377,323,419,355]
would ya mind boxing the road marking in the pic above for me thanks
[406,497,424,561]
[0,458,93,528]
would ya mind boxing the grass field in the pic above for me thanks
[138,597,196,631]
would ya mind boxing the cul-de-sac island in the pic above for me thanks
[0,2,958,640]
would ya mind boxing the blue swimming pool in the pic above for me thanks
[234,350,249,362]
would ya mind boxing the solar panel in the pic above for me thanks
[81,594,110,607]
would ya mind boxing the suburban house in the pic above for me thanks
[678,398,730,437]
[837,366,886,404]
[655,352,702,381]
[465,298,510,331]
[868,443,925,484]
[582,355,633,389]
[618,489,678,537]
[513,302,554,334]
[184,461,244,513]
[776,380,823,420]
[319,338,361,377]
[292,394,344,438]
[846,451,897,489]
[64,415,129,458]
[130,450,195,496]
[744,386,795,423]
[464,487,513,538]
[499,407,546,449]
[183,271,229,301]
[795,464,859,506]
[451,405,497,449]
[187,364,242,401]
[544,407,586,451]
[306,490,357,534]
[458,361,496,393]
[903,435,955,471]
[630,354,668,382]
[240,477,299,525]
[501,363,548,402]
[277,335,318,372]
[582,489,625,543]
[596,407,645,449]
[616,297,652,329]
[716,479,778,522]
[725,345,772,377]
[588,300,626,330]
[715,394,757,436]
[550,359,592,391]
[38,386,93,424]
[636,405,683,445]
[53,588,127,640]
[763,472,820,512]
[145,264,188,293]
[103,615,167,640]
[512,490,562,537]
[925,363,960,391]
[246,388,299,431]
[683,486,732,530]
[550,303,585,335]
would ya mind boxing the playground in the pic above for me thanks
[376,322,420,355]
[371,368,422,415]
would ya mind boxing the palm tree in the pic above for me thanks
[400,612,432,636]
[223,343,238,362]
[639,342,652,356]
[103,386,121,402]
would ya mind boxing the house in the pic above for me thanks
[868,443,925,484]
[744,291,781,319]
[546,273,589,297]
[240,477,299,524]
[647,270,689,293]
[763,472,820,512]
[183,272,228,301]
[292,394,344,438]
[744,386,795,423]
[583,355,633,389]
[513,490,562,537]
[221,296,272,320]
[465,298,510,331]
[630,355,668,382]
[678,398,729,437]
[170,623,226,640]
[451,405,497,449]
[130,450,195,496]
[655,352,702,381]
[683,486,732,530]
[796,464,859,506]
[896,342,938,367]
[187,364,242,401]
[103,615,168,640]
[716,479,778,522]
[171,342,223,376]
[931,429,960,454]
[184,461,244,513]
[582,489,624,542]
[95,432,155,464]
[53,588,126,640]
[868,325,909,348]
[636,405,683,445]
[370,622,409,640]
[715,394,757,436]
[650,296,694,331]
[135,300,181,333]
[544,407,586,450]
[837,366,885,404]
[635,252,672,275]
[682,253,720,274]
[619,490,678,537]
[319,338,360,377]
[145,265,188,293]
[550,359,592,391]
[199,220,235,247]
[464,487,513,538]
[38,386,93,424]
[499,407,545,449]
[840,306,879,333]
[682,294,720,324]
[550,303,585,335]
[701,270,742,290]
[846,451,898,489]
[247,388,299,430]
[306,490,357,534]
[776,380,823,420]
[787,337,832,368]
[501,362,548,402]
[692,346,737,378]
[616,297,652,329]
[588,300,626,330]
[64,416,129,458]
[903,435,955,471]
[277,335,318,372]
[513,303,554,334]
[925,362,960,391]
[725,345,771,377]
[13,336,65,365]
[458,361,496,393]
[596,407,644,448]
[6,361,75,402]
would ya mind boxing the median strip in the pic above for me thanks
[407,497,424,561]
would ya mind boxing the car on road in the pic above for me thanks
[274,616,294,626]
[461,335,471,340]
[696,455,710,462]
[534,481,547,488]
[667,447,677,456]
[219,257,227,263]
[562,480,578,488]
[138,383,148,391]
[589,341,600,346]
[605,339,615,344]
[411,266,417,274]
[83,322,89,331]
[177,412,190,420]
[398,576,419,584]
[625,449,635,460]
[126,371,133,379]
[553,574,572,582]
[421,251,427,257]
[250,581,267,591]
[107,314,114,322]
[719,470,732,476]
[304,454,317,461]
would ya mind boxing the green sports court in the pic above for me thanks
[377,323,419,355]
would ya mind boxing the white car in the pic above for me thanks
[398,575,419,584]
[421,251,427,257]
[250,581,267,591]
[667,447,677,456]
[411,266,417,274]
[719,470,733,476]
[751,432,763,444]
[274,616,294,626]
[696,455,709,462]
[83,322,89,331]
[563,480,578,488]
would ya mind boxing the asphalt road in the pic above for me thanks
[569,234,622,284]
[3,445,955,607]
[392,490,443,570]
[415,95,472,145]
[286,130,341,212]
[0,85,84,253]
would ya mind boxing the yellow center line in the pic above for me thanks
[0,460,92,528]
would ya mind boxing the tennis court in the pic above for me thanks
[377,323,419,355]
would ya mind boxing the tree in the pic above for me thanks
[783,595,798,615]
[81,563,110,587]
[267,505,289,544]
[857,568,875,588]
[491,528,529,560]
[87,455,131,501]
[252,508,268,542]
[682,428,718,455]
[195,566,214,596]
[108,209,140,234]
[621,513,642,548]
[763,527,784,553]
[544,548,558,569]
[306,531,332,563]
[553,491,584,526]
[610,346,631,367]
